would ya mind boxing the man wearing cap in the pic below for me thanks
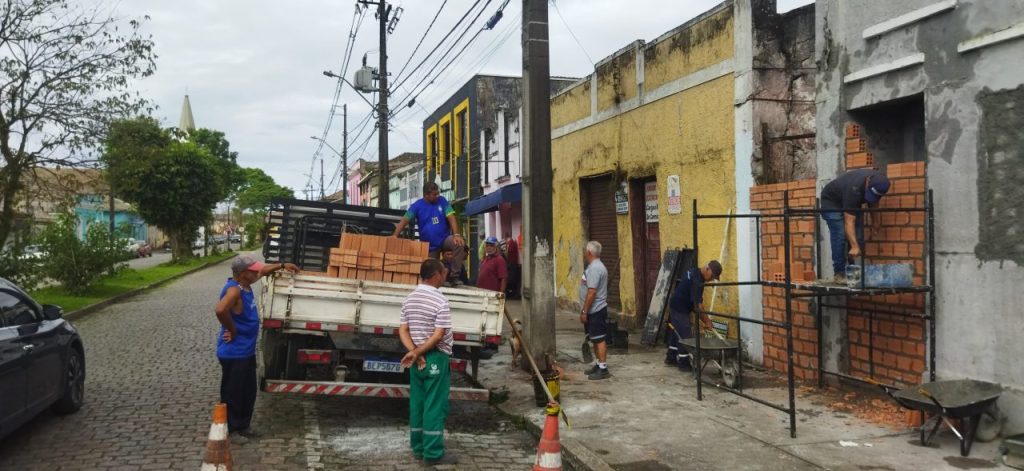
[392,182,466,285]
[476,236,507,294]
[214,255,298,443]
[820,169,890,281]
[665,261,722,371]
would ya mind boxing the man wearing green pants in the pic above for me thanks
[399,258,457,466]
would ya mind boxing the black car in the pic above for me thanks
[0,278,84,440]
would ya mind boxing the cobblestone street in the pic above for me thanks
[0,257,537,470]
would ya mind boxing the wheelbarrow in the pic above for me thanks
[873,379,1003,457]
[678,335,741,389]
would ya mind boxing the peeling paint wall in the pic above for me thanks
[816,0,1024,434]
[551,3,738,326]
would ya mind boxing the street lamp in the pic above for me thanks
[311,136,347,205]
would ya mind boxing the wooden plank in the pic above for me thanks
[641,249,686,346]
[327,266,340,277]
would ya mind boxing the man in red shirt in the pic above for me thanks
[476,236,507,294]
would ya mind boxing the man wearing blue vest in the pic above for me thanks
[392,182,467,285]
[214,255,298,444]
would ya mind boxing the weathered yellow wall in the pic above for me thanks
[596,51,638,113]
[551,81,590,129]
[645,8,734,90]
[551,7,738,327]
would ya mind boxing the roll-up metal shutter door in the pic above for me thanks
[582,176,621,310]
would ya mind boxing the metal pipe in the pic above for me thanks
[692,198,702,402]
[698,310,788,329]
[699,379,791,413]
[696,213,765,219]
[783,190,797,438]
[819,303,932,319]
[786,207,928,214]
[927,190,936,382]
[820,370,899,390]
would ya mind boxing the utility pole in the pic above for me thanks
[342,103,349,205]
[320,158,325,200]
[358,0,392,209]
[521,0,555,366]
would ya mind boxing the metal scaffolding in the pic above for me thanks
[690,190,936,438]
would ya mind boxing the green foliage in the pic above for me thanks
[0,239,45,292]
[236,167,294,211]
[38,215,129,295]
[30,252,235,312]
[103,118,243,260]
[187,128,246,201]
[0,0,157,247]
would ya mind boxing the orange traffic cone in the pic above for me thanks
[201,403,232,471]
[533,409,562,471]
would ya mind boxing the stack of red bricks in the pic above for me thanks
[328,234,429,285]
[750,179,819,379]
[845,123,875,169]
[846,159,928,386]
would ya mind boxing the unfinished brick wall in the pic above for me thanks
[847,160,928,386]
[750,153,928,385]
[750,179,819,380]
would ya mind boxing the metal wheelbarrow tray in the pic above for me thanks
[680,337,741,389]
[881,379,1002,457]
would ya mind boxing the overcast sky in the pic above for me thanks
[118,0,813,197]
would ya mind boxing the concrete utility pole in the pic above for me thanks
[342,103,349,205]
[521,0,556,366]
[359,0,392,209]
[320,158,325,200]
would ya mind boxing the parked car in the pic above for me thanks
[228,234,241,244]
[19,245,46,261]
[0,278,85,440]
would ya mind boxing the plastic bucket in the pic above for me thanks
[533,369,561,407]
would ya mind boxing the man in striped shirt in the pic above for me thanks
[399,258,457,466]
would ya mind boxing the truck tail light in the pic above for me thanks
[297,349,333,365]
[262,319,284,329]
[450,358,467,373]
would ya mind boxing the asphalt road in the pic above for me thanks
[0,255,536,470]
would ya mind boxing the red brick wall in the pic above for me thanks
[847,160,928,386]
[749,124,929,386]
[750,179,819,380]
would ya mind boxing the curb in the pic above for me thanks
[493,401,615,471]
[63,253,238,322]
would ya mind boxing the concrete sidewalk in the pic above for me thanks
[478,303,1005,470]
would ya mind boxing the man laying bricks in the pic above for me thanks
[819,169,891,282]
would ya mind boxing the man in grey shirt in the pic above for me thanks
[579,240,611,380]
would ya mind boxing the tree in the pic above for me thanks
[103,118,232,260]
[38,214,128,294]
[0,0,156,246]
[186,128,245,202]
[235,167,292,246]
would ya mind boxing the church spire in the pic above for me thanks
[179,94,196,132]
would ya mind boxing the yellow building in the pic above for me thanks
[550,0,816,337]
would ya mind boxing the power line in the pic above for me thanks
[392,0,448,83]
[390,0,502,120]
[552,0,594,66]
[390,0,486,93]
[409,5,520,113]
[307,4,368,190]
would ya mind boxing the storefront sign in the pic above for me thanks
[667,175,681,215]
[645,181,659,223]
[614,183,629,214]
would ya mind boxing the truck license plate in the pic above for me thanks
[363,360,404,373]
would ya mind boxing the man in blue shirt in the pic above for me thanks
[392,182,467,285]
[665,261,722,371]
[214,255,298,444]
